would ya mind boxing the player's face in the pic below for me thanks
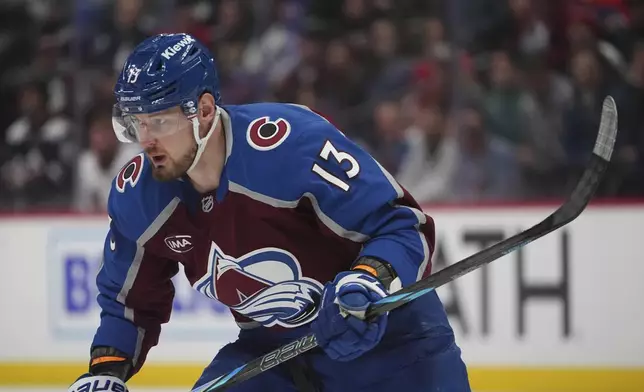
[136,107,197,181]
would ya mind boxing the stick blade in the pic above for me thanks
[594,95,618,162]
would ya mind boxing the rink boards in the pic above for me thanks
[0,202,643,391]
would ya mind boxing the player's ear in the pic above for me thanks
[198,93,216,122]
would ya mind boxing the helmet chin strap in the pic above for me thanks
[187,106,222,174]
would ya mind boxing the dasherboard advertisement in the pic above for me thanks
[0,205,642,390]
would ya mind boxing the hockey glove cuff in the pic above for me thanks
[89,346,132,381]
[67,374,128,392]
[311,271,389,362]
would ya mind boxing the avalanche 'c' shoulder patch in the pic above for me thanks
[246,116,291,151]
[116,152,144,193]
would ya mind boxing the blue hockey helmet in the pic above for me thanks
[112,33,221,143]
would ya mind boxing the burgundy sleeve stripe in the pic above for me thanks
[114,197,180,366]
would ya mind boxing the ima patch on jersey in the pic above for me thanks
[164,235,194,254]
[193,242,324,328]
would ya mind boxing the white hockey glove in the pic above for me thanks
[68,374,128,392]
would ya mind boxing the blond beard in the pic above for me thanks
[150,144,197,181]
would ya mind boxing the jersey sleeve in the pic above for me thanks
[289,119,435,287]
[91,191,179,376]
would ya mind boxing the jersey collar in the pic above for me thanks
[214,107,233,203]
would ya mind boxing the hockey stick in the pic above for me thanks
[193,96,618,392]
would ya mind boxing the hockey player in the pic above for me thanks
[68,33,471,392]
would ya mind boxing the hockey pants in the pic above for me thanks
[193,337,470,391]
[193,292,471,391]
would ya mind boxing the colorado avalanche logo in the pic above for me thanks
[193,243,323,328]
[246,116,291,151]
[115,153,144,193]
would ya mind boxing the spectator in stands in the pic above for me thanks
[216,42,259,105]
[565,9,600,58]
[0,0,643,211]
[508,0,551,58]
[400,60,448,123]
[517,56,572,197]
[397,105,458,202]
[74,109,139,213]
[211,0,254,46]
[607,41,644,195]
[241,0,302,94]
[484,51,530,146]
[561,49,609,179]
[451,52,485,109]
[340,0,373,50]
[365,18,413,100]
[160,0,213,48]
[0,82,75,209]
[319,37,368,111]
[422,17,452,61]
[87,0,150,73]
[450,103,521,202]
[369,100,408,175]
[274,29,325,105]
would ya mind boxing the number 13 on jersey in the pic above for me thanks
[312,140,360,191]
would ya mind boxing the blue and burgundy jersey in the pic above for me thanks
[93,102,435,372]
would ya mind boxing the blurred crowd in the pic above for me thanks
[1,0,643,212]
